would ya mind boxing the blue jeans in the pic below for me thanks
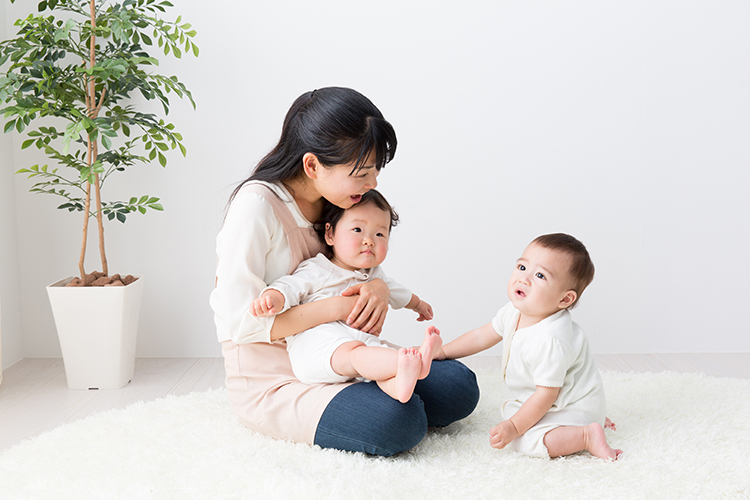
[314,359,480,456]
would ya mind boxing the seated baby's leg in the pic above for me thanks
[543,423,622,460]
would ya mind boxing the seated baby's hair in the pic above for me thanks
[314,190,400,257]
[532,233,595,308]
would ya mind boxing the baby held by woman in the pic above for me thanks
[252,190,442,404]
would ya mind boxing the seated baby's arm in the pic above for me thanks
[436,322,502,360]
[489,386,560,450]
[405,294,433,322]
[251,289,285,317]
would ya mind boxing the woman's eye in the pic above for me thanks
[535,272,546,280]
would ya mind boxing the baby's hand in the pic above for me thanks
[413,299,434,322]
[250,289,285,317]
[489,420,519,450]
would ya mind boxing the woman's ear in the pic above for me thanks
[324,223,335,246]
[558,290,577,309]
[302,152,320,180]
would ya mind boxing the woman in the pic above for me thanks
[210,87,479,456]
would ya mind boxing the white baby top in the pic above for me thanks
[491,303,604,414]
[264,253,413,313]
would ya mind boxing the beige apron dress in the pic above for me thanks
[221,182,353,445]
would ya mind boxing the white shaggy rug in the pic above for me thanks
[1,370,749,500]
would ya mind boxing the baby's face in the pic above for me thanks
[325,202,391,271]
[507,243,576,324]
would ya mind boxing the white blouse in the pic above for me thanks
[210,182,312,344]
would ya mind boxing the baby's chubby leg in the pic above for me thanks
[417,326,443,379]
[330,342,422,403]
[543,423,622,460]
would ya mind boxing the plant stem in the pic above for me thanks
[87,0,108,276]
[79,182,90,279]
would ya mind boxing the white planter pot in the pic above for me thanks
[46,275,144,390]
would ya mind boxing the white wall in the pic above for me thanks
[3,0,749,359]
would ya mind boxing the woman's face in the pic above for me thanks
[311,154,380,209]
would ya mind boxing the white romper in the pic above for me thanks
[264,253,412,384]
[492,303,606,458]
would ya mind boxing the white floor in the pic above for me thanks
[1,353,749,453]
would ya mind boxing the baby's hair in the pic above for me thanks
[314,190,399,258]
[532,233,595,308]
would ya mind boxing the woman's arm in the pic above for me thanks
[340,278,391,334]
[269,294,357,341]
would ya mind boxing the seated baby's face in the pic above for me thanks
[507,243,576,323]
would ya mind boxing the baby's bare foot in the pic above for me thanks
[395,348,422,403]
[604,417,616,431]
[585,423,622,460]
[418,326,443,379]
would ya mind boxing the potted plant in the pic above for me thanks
[0,0,197,389]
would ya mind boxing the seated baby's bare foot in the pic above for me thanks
[585,423,622,460]
[395,348,422,403]
[418,326,443,379]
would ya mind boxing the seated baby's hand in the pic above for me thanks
[489,420,519,450]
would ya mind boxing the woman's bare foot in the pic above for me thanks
[393,348,422,403]
[584,422,622,460]
[418,326,443,379]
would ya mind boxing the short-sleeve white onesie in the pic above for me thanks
[492,303,606,458]
[264,253,413,384]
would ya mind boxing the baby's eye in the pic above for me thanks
[518,264,526,271]
[376,232,386,238]
[352,227,362,233]
[535,272,546,280]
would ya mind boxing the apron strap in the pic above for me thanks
[241,182,324,273]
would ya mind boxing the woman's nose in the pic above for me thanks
[365,173,378,190]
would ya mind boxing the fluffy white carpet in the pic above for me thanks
[1,370,749,500]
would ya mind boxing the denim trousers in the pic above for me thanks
[313,359,480,456]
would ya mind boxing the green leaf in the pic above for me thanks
[149,203,163,211]
[116,212,126,223]
[21,139,35,149]
[158,152,167,167]
[4,120,17,133]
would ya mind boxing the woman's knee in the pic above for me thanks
[415,359,480,427]
[314,382,428,457]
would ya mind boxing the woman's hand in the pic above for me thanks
[489,420,519,450]
[341,278,390,335]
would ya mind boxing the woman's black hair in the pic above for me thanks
[314,190,400,259]
[229,87,397,204]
